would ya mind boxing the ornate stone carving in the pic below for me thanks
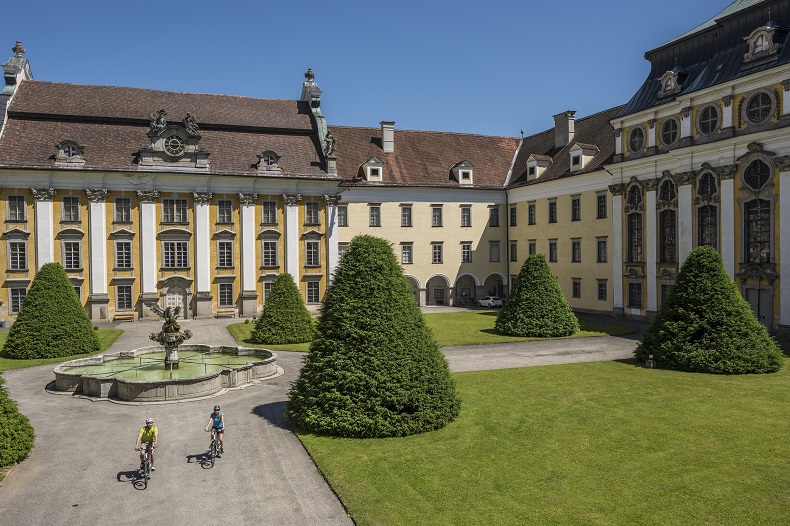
[256,151,281,171]
[323,130,336,156]
[31,188,56,201]
[736,142,776,162]
[149,109,167,133]
[643,179,658,191]
[304,68,315,82]
[614,128,621,138]
[182,113,200,137]
[774,88,781,121]
[192,192,213,204]
[675,171,696,185]
[774,155,790,170]
[84,189,110,202]
[322,193,342,206]
[737,262,778,282]
[722,95,733,107]
[281,194,302,207]
[783,79,790,91]
[737,97,744,128]
[12,41,25,57]
[236,193,258,206]
[136,190,160,203]
[647,119,656,129]
[608,183,625,196]
[681,107,691,118]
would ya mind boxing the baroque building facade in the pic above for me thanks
[0,0,787,339]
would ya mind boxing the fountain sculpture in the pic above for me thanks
[144,303,192,368]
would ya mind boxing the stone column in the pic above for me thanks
[137,190,160,316]
[31,188,56,269]
[609,185,624,317]
[193,192,213,318]
[644,180,657,315]
[678,176,694,264]
[85,189,110,320]
[323,193,341,283]
[720,170,736,279]
[238,193,258,317]
[778,166,790,339]
[282,194,302,279]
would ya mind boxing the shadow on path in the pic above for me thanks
[186,452,215,469]
[116,469,147,491]
[251,401,291,431]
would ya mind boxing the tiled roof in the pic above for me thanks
[331,126,521,189]
[509,106,622,187]
[0,81,331,177]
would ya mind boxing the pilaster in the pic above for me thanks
[720,174,736,279]
[678,182,694,264]
[193,192,213,318]
[323,193,341,282]
[85,189,110,320]
[645,185,657,314]
[283,194,302,279]
[779,169,790,338]
[238,193,258,316]
[609,185,624,315]
[31,188,55,269]
[137,190,160,315]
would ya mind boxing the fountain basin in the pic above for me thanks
[53,345,278,402]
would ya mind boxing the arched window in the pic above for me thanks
[697,172,717,199]
[627,185,642,207]
[659,180,676,202]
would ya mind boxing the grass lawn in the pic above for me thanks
[299,358,790,526]
[0,328,123,372]
[227,311,636,350]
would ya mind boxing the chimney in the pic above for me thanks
[381,121,395,153]
[553,110,576,149]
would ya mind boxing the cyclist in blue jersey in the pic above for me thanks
[204,405,225,454]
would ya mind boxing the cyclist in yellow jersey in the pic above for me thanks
[135,418,158,471]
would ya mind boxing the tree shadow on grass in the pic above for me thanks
[251,400,291,431]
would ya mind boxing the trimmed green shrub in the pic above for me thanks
[635,246,782,374]
[287,235,460,438]
[250,273,314,344]
[495,254,579,337]
[0,376,35,466]
[2,263,99,359]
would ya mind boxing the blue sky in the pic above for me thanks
[6,0,732,136]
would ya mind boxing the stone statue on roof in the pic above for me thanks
[324,131,336,156]
[149,109,167,133]
[183,112,199,136]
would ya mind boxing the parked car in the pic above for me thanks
[477,296,503,308]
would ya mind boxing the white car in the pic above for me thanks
[477,296,503,308]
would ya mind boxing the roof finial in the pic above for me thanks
[520,127,524,139]
[12,40,25,57]
[304,68,315,82]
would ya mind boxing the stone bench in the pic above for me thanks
[113,312,136,322]
[215,308,237,318]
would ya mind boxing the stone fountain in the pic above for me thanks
[145,303,192,368]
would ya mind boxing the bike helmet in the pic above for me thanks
[213,405,221,411]
[145,418,154,423]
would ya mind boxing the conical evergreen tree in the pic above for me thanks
[287,235,460,438]
[0,377,35,466]
[250,273,314,344]
[495,254,579,337]
[2,262,99,359]
[635,246,783,374]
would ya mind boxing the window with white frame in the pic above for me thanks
[217,200,233,223]
[219,283,234,307]
[8,241,26,270]
[8,195,25,221]
[401,205,412,227]
[489,207,499,227]
[115,241,132,268]
[115,197,132,222]
[401,244,413,264]
[63,196,80,222]
[306,281,320,303]
[263,281,273,301]
[462,243,472,263]
[218,241,233,268]
[510,241,517,262]
[432,206,443,227]
[116,284,133,310]
[305,240,320,266]
[10,287,26,313]
[337,205,348,227]
[262,201,277,225]
[305,202,320,225]
[461,206,472,227]
[489,241,500,262]
[571,239,581,262]
[63,241,81,269]
[163,198,188,223]
[369,205,381,227]
[163,241,189,268]
[262,240,278,267]
[432,243,443,264]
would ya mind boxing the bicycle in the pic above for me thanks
[137,442,154,488]
[207,428,223,467]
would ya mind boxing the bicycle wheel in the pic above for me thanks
[210,439,216,467]
[144,457,149,488]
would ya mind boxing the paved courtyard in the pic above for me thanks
[0,311,646,525]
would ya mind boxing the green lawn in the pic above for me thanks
[228,311,635,350]
[299,358,790,526]
[0,329,123,371]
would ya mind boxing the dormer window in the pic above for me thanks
[369,167,381,178]
[256,150,281,172]
[55,141,85,163]
[360,157,384,181]
[743,21,782,66]
[572,155,581,167]
[568,143,599,171]
[526,154,552,180]
[528,166,536,177]
[450,161,474,185]
[657,67,686,98]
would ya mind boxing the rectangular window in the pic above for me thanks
[74,286,81,300]
[597,193,607,219]
[369,205,381,227]
[528,166,536,177]
[462,243,472,263]
[262,201,277,225]
[9,241,26,270]
[115,197,132,222]
[661,283,673,305]
[489,207,500,227]
[63,196,79,221]
[218,241,233,268]
[117,285,133,310]
[432,243,443,264]
[306,282,320,303]
[548,201,557,223]
[9,195,26,221]
[659,210,677,263]
[219,283,234,307]
[305,202,320,225]
[572,155,581,167]
[163,241,188,268]
[510,206,517,226]
[10,288,26,313]
[698,205,717,249]
[461,206,472,227]
[510,241,518,262]
[571,197,581,221]
[163,199,188,223]
[549,240,557,262]
[490,241,500,262]
[337,205,348,227]
[598,281,607,301]
[401,244,413,264]
[434,288,445,302]
[597,238,607,263]
[338,243,349,260]
[628,282,643,308]
[432,206,443,227]
[64,241,80,269]
[572,280,581,298]
[528,203,536,225]
[115,241,132,268]
[572,239,581,262]
[263,282,273,301]
[217,200,233,223]
[401,205,412,227]
[745,200,770,263]
[306,240,320,266]
[262,241,278,267]
[529,240,536,256]
[627,213,643,263]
